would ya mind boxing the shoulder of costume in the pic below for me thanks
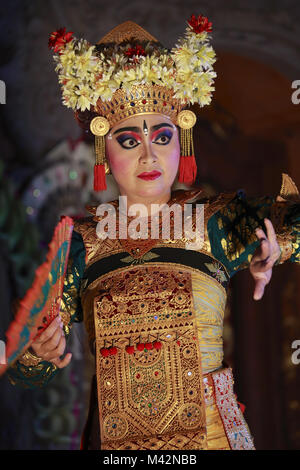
[276,173,300,203]
[80,188,240,221]
[181,188,238,220]
[72,215,97,235]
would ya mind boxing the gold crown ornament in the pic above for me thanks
[49,15,217,190]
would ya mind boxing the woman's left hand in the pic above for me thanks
[250,218,281,300]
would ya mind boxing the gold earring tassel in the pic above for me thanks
[90,116,110,191]
[177,110,197,185]
[94,135,107,191]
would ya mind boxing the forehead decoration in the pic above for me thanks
[49,15,216,190]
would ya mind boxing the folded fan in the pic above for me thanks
[0,216,73,376]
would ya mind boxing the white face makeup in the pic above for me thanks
[105,114,180,205]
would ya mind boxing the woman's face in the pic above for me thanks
[105,114,180,203]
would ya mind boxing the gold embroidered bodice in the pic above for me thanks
[74,190,231,375]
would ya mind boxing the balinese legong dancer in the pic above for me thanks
[7,16,300,450]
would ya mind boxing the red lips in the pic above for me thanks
[137,171,161,180]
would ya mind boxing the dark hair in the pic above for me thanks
[74,109,98,135]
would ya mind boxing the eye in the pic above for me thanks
[116,134,141,149]
[153,130,173,145]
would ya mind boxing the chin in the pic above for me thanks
[135,182,170,199]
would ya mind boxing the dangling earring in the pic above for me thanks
[177,110,197,185]
[90,116,111,191]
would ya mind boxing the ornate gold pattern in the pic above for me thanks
[93,265,207,449]
[73,219,123,268]
[77,190,231,366]
[60,256,80,324]
[270,174,300,264]
[90,116,110,136]
[276,232,294,264]
[82,190,205,265]
[73,188,296,449]
[279,173,300,202]
[18,348,42,367]
[177,110,197,130]
[95,85,182,128]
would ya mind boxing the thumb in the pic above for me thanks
[52,353,72,369]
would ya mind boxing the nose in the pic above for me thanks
[139,139,158,165]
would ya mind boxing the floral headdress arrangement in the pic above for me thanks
[49,15,217,190]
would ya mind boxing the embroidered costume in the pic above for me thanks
[8,182,300,449]
[6,17,300,450]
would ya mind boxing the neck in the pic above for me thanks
[120,190,172,218]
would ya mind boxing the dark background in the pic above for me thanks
[0,0,300,450]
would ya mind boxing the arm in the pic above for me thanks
[250,218,280,300]
[6,229,86,389]
[207,175,300,278]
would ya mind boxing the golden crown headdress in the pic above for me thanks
[49,15,216,190]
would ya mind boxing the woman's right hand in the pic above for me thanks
[30,315,72,369]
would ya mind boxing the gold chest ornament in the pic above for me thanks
[93,264,208,450]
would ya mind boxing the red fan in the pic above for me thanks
[0,216,74,376]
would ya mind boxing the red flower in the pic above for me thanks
[125,45,146,58]
[108,346,118,356]
[188,14,212,34]
[48,27,74,53]
[137,343,145,351]
[145,342,153,350]
[126,345,135,354]
[100,347,109,357]
[153,341,162,350]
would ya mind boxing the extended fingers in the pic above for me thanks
[42,324,65,353]
[34,316,63,344]
[264,218,278,246]
[264,219,281,261]
[43,334,66,361]
[255,219,280,263]
[254,228,270,263]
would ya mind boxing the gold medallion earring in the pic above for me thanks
[90,116,111,191]
[177,110,197,185]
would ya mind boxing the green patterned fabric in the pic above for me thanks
[208,192,300,277]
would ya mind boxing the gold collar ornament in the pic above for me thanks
[49,15,216,190]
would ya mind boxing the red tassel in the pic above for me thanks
[178,155,197,185]
[94,164,107,191]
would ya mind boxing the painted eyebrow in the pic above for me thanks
[151,123,174,132]
[113,126,140,135]
[113,123,174,135]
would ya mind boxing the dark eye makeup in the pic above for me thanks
[153,129,173,145]
[116,133,141,149]
[116,128,173,149]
